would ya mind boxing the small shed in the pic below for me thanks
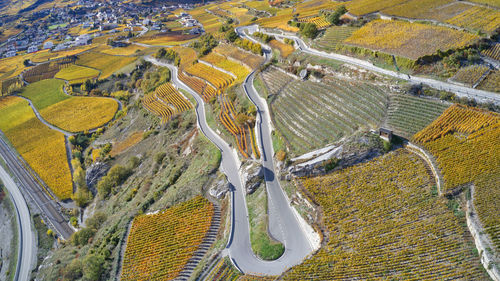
[379,128,393,142]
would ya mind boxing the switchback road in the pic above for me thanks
[242,25,500,105]
[146,57,315,275]
[0,162,35,281]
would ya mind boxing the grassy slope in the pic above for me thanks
[20,79,68,110]
[247,184,285,260]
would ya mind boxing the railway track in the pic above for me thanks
[0,133,73,240]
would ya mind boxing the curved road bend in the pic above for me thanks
[0,136,73,240]
[241,25,500,105]
[0,163,35,281]
[145,57,314,275]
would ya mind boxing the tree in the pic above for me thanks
[301,23,318,39]
[23,59,31,67]
[327,5,347,25]
[83,254,104,281]
[226,30,239,42]
[63,259,83,280]
[235,113,250,127]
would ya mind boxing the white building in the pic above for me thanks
[43,41,54,49]
[27,45,38,53]
[5,50,17,58]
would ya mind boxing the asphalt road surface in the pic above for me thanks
[0,163,35,281]
[146,57,314,275]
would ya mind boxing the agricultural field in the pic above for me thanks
[189,6,224,33]
[450,65,491,87]
[121,196,214,280]
[385,94,450,138]
[214,44,264,70]
[245,0,278,14]
[40,97,118,132]
[170,46,198,70]
[100,44,147,56]
[185,63,235,90]
[283,150,488,280]
[178,71,219,102]
[381,0,454,19]
[445,6,500,34]
[345,0,407,16]
[268,39,295,58]
[468,0,500,7]
[413,104,499,191]
[482,43,500,61]
[76,52,136,79]
[0,96,72,199]
[262,67,389,155]
[478,70,500,93]
[0,52,37,81]
[134,33,199,46]
[313,26,359,51]
[297,16,330,29]
[344,20,479,60]
[201,52,250,83]
[54,64,101,84]
[20,79,118,132]
[142,82,192,124]
[413,104,499,250]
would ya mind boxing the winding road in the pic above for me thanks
[0,163,35,281]
[145,57,315,275]
[242,25,500,105]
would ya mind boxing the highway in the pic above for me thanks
[0,162,35,281]
[0,135,73,240]
[242,25,500,105]
[146,57,315,275]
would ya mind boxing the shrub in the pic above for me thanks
[83,254,105,281]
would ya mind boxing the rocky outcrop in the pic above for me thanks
[85,162,109,194]
[245,165,264,194]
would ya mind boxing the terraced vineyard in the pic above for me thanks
[313,26,359,51]
[262,67,389,155]
[478,70,500,93]
[142,82,192,123]
[445,6,500,34]
[413,104,500,251]
[344,19,479,60]
[482,43,500,61]
[121,196,214,280]
[283,150,488,280]
[297,16,330,29]
[20,79,118,132]
[185,62,235,90]
[385,94,450,138]
[201,52,249,83]
[451,65,490,87]
[0,96,72,199]
[178,71,219,102]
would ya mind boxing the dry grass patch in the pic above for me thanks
[269,39,295,58]
[110,131,144,157]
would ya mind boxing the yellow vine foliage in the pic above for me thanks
[283,150,487,280]
[121,196,214,280]
[413,104,500,250]
[0,96,72,199]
